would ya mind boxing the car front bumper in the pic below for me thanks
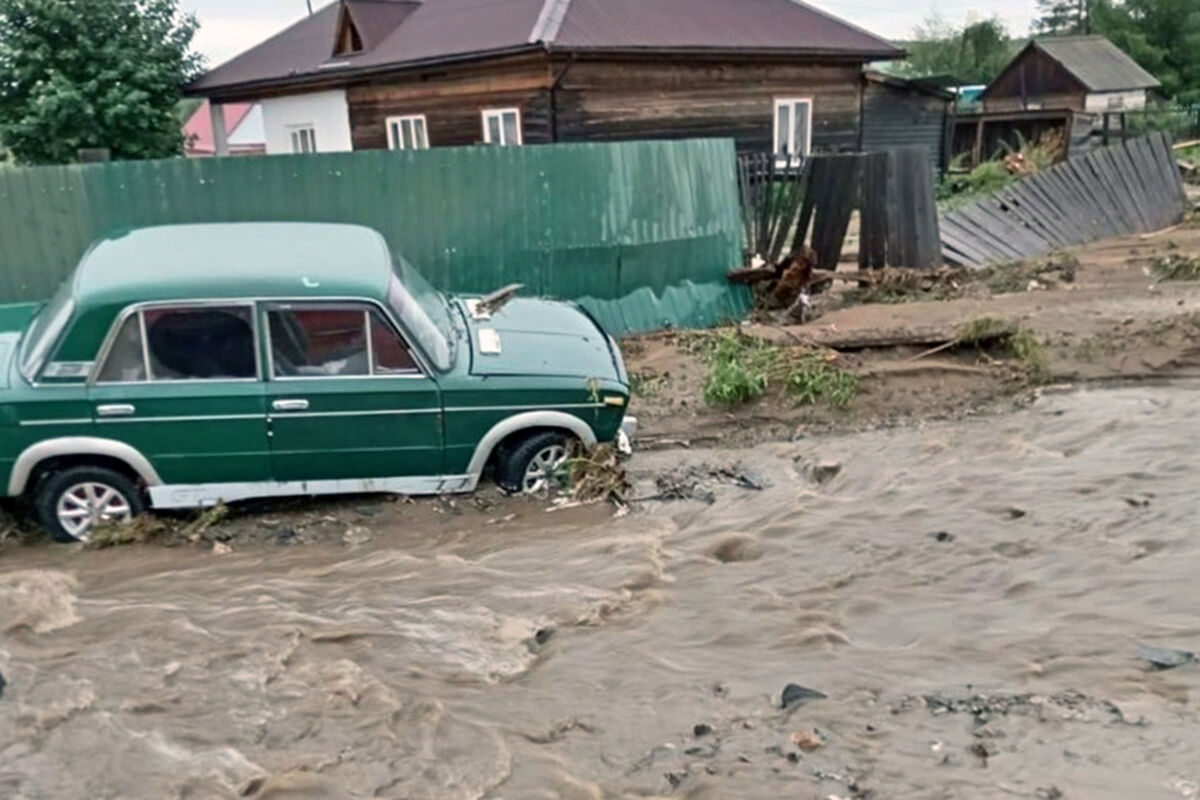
[618,416,638,456]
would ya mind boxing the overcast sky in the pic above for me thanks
[183,0,1039,68]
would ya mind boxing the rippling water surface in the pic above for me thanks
[3,384,1200,799]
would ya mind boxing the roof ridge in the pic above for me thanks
[529,0,572,44]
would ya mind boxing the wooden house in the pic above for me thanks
[187,0,902,157]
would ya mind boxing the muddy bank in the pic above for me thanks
[3,383,1200,798]
[627,224,1200,450]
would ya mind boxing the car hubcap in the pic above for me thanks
[522,444,569,494]
[56,482,132,541]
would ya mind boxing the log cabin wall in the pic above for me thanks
[550,56,865,153]
[347,53,867,153]
[347,55,555,148]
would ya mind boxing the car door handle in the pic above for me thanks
[272,399,310,412]
[97,404,136,418]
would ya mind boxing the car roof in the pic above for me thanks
[73,223,395,309]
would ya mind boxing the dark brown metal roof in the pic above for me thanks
[554,0,900,56]
[190,0,901,96]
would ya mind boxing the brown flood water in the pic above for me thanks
[3,383,1200,799]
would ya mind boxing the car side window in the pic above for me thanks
[369,311,418,374]
[96,305,257,383]
[268,305,420,378]
[96,314,147,383]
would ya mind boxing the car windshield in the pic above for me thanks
[388,257,457,371]
[19,281,75,382]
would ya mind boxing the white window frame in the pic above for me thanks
[481,107,522,146]
[386,114,429,150]
[289,125,318,154]
[772,97,813,161]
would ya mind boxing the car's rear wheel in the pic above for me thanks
[35,466,145,544]
[496,432,573,495]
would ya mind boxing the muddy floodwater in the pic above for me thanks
[3,384,1200,799]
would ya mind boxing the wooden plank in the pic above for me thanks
[1096,146,1147,233]
[940,215,1011,264]
[1127,137,1170,231]
[1013,178,1081,245]
[1112,140,1156,230]
[939,219,998,267]
[972,195,1052,255]
[810,154,862,269]
[948,205,1034,261]
[1073,153,1131,236]
[1058,160,1112,239]
[859,151,888,270]
[995,187,1071,248]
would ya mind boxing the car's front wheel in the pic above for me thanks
[496,432,574,495]
[35,465,145,544]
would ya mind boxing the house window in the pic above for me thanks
[1107,95,1126,110]
[773,98,812,160]
[289,125,318,154]
[386,115,429,150]
[482,107,522,146]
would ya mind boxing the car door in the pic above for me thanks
[88,302,270,485]
[262,301,443,483]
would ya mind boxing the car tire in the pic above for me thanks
[496,432,574,495]
[35,466,145,544]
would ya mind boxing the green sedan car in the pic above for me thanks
[2,223,634,542]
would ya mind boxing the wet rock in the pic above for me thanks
[1036,787,1064,800]
[1005,507,1027,520]
[0,668,6,699]
[693,723,712,738]
[211,542,232,556]
[781,683,826,710]
[811,462,842,484]
[342,526,372,546]
[932,531,955,543]
[1137,644,1196,670]
[274,527,297,545]
[1124,497,1151,508]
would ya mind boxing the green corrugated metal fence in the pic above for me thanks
[0,139,749,335]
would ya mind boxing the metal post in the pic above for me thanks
[210,102,230,157]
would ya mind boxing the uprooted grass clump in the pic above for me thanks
[982,251,1078,294]
[88,503,230,549]
[691,329,858,408]
[954,316,1050,383]
[840,268,964,306]
[1151,254,1200,281]
[567,443,631,505]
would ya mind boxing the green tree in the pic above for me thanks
[899,15,1017,85]
[1036,0,1093,35]
[0,0,202,165]
[1092,0,1200,104]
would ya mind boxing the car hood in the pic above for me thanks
[458,298,619,380]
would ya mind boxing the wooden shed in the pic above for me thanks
[861,72,953,170]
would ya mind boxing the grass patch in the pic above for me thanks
[954,317,1049,383]
[628,369,668,399]
[1151,254,1200,281]
[695,329,858,408]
